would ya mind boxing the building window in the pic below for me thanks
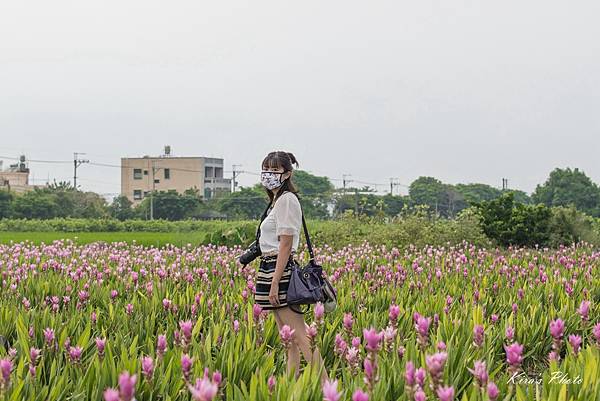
[205,166,214,177]
[143,170,148,175]
[133,190,142,200]
[133,169,142,180]
[143,191,149,197]
[164,168,170,179]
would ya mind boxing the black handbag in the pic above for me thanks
[286,195,337,314]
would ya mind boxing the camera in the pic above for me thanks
[238,240,262,265]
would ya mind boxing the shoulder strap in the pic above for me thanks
[255,201,272,242]
[289,192,315,262]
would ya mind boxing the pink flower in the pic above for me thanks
[467,360,488,388]
[29,347,41,365]
[352,389,369,401]
[414,389,426,401]
[181,354,193,381]
[103,388,120,401]
[389,304,400,323]
[118,371,137,401]
[212,371,222,386]
[267,375,276,393]
[425,352,447,383]
[436,385,455,401]
[322,379,341,401]
[43,327,55,347]
[404,361,415,386]
[180,320,193,344]
[314,302,325,324]
[0,358,12,387]
[577,300,591,321]
[96,338,106,357]
[141,356,154,380]
[343,313,354,332]
[504,343,523,368]
[593,323,600,345]
[487,382,499,401]
[415,368,426,387]
[279,325,295,349]
[253,304,263,322]
[157,334,167,357]
[549,319,565,339]
[363,327,383,353]
[125,303,134,315]
[68,346,83,363]
[568,334,582,355]
[505,326,515,341]
[188,376,218,401]
[473,325,484,347]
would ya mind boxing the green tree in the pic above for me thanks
[473,192,552,247]
[532,167,600,217]
[0,190,13,218]
[290,170,334,219]
[109,195,135,221]
[215,185,267,220]
[455,183,502,204]
[10,189,61,219]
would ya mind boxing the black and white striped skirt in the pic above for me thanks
[254,254,295,311]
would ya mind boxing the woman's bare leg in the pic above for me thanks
[276,306,329,382]
[273,308,301,377]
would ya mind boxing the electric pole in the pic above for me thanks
[389,177,400,195]
[502,178,508,191]
[73,152,89,190]
[232,164,242,193]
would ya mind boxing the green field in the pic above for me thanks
[0,231,212,247]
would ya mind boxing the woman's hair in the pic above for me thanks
[261,151,300,203]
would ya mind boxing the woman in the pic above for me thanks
[254,151,329,383]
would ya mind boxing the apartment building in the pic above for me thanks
[120,147,231,205]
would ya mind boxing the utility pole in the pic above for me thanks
[389,177,400,195]
[150,161,163,220]
[73,152,89,190]
[502,178,508,191]
[232,164,242,193]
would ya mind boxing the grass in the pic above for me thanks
[0,231,212,247]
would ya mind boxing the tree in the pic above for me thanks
[532,167,600,217]
[290,170,335,219]
[135,190,202,221]
[0,190,13,218]
[473,192,552,247]
[215,185,267,220]
[455,183,502,204]
[9,189,61,219]
[109,195,135,221]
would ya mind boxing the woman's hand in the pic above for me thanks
[269,280,280,306]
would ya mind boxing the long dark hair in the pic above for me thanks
[261,151,300,203]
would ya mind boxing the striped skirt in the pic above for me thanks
[254,254,295,311]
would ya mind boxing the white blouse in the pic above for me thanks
[259,191,303,256]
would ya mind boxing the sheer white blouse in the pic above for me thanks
[259,191,302,256]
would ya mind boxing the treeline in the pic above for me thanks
[1,167,599,222]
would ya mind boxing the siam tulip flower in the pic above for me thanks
[267,375,276,394]
[322,379,341,401]
[414,389,426,401]
[179,320,193,347]
[91,311,97,325]
[334,334,347,357]
[568,334,582,355]
[125,303,134,315]
[211,371,222,386]
[473,325,484,347]
[188,375,218,401]
[512,303,518,314]
[504,342,524,374]
[141,356,154,380]
[279,325,295,349]
[314,302,325,325]
[43,327,55,348]
[467,360,488,389]
[96,338,106,358]
[487,382,499,401]
[425,352,447,388]
[7,348,16,360]
[307,322,318,351]
[252,304,263,322]
[110,290,118,300]
[383,325,397,351]
[415,316,432,349]
[363,328,383,353]
[118,371,137,401]
[505,326,515,342]
[549,319,565,339]
[437,341,446,351]
[397,345,406,360]
[233,320,240,333]
[103,388,120,401]
[352,337,361,349]
[389,304,401,327]
[29,347,41,365]
[404,361,415,387]
[157,334,167,358]
[436,385,455,401]
[0,358,12,388]
[28,325,34,338]
[346,347,360,373]
[490,314,499,324]
[577,300,590,322]
[68,346,83,364]
[343,313,354,333]
[181,354,193,382]
[415,368,426,388]
[593,323,600,346]
[352,389,369,401]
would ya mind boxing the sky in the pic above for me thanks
[1,0,599,200]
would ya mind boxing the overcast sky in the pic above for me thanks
[1,0,599,199]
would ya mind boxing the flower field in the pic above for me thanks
[0,239,599,401]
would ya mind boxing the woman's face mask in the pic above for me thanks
[261,170,287,190]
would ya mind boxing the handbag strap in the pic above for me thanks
[288,192,315,262]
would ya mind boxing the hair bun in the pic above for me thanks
[286,152,299,168]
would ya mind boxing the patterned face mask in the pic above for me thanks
[261,171,286,190]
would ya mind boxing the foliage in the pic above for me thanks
[533,167,600,217]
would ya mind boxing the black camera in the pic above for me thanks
[238,240,262,266]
